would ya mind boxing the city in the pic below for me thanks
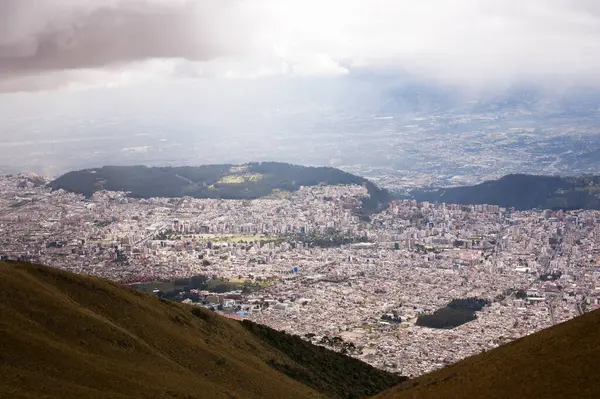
[2,172,598,377]
[3,1,600,397]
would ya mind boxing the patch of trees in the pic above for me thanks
[288,232,373,248]
[540,270,563,281]
[156,230,171,241]
[515,289,528,299]
[447,297,489,312]
[319,336,358,355]
[414,243,435,253]
[381,314,402,323]
[240,320,406,398]
[453,240,466,248]
[93,220,112,228]
[416,297,490,329]
[115,248,129,265]
[153,274,255,301]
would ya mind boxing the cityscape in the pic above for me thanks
[3,1,600,397]
[2,171,598,378]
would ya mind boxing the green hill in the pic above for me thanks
[48,162,390,215]
[0,261,403,399]
[410,174,600,210]
[376,307,600,399]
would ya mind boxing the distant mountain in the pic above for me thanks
[376,308,600,399]
[49,162,390,215]
[0,261,404,399]
[410,174,600,210]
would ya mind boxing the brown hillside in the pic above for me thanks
[376,307,600,399]
[0,261,401,399]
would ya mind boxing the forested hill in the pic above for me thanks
[410,174,600,211]
[49,162,390,214]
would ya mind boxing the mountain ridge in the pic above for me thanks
[409,173,600,210]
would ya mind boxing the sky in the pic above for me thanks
[1,0,600,92]
[2,1,600,178]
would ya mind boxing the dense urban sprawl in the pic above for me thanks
[1,173,599,377]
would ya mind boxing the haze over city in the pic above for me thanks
[1,0,600,184]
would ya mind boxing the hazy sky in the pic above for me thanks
[1,0,600,92]
[2,1,600,178]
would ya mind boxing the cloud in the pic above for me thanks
[0,0,266,90]
[1,0,600,91]
[0,1,243,70]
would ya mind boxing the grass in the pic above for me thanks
[218,175,246,184]
[167,233,283,244]
[0,261,399,399]
[217,174,264,184]
[376,308,600,399]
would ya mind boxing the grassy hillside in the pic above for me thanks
[0,261,402,399]
[410,173,600,210]
[376,308,600,399]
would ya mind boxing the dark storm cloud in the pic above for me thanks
[0,0,249,79]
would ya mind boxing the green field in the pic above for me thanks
[218,173,264,184]
[165,233,283,244]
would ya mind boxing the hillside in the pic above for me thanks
[0,261,403,399]
[48,162,390,214]
[376,308,600,399]
[410,174,600,210]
